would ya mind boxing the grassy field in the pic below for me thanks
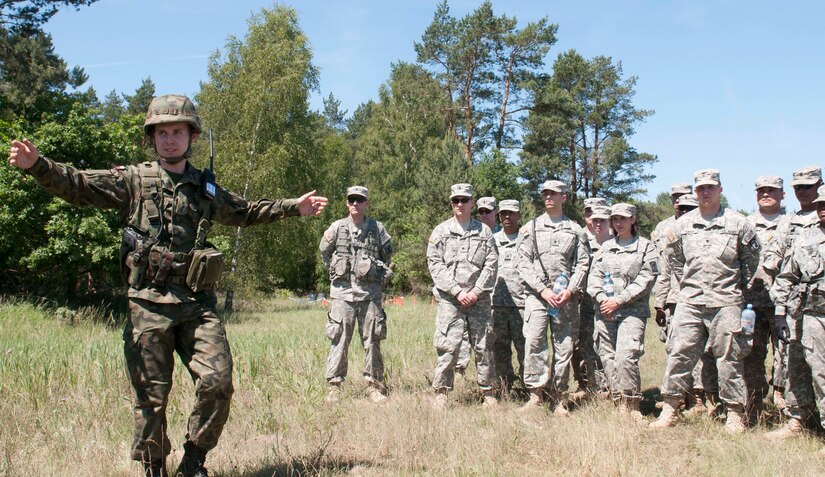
[2,296,825,476]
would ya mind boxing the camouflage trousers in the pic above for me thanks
[574,299,605,392]
[522,294,579,392]
[663,303,718,395]
[455,328,472,371]
[783,313,825,425]
[124,297,233,463]
[661,303,752,406]
[325,298,386,384]
[432,293,497,391]
[743,306,775,416]
[491,306,525,389]
[594,314,646,397]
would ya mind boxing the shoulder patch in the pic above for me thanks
[323,229,334,243]
[115,165,127,171]
[428,232,441,245]
[649,260,660,275]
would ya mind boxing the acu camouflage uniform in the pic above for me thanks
[320,217,392,385]
[26,156,302,463]
[517,214,591,393]
[491,228,526,389]
[661,207,761,407]
[744,209,787,419]
[770,219,825,424]
[427,217,499,391]
[574,225,607,393]
[587,235,658,400]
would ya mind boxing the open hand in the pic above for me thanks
[9,138,39,170]
[296,190,328,216]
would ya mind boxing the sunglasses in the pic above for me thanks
[477,208,494,214]
[347,196,366,204]
[451,197,471,204]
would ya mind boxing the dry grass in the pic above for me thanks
[1,297,825,476]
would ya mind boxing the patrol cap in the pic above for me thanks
[610,203,636,218]
[792,166,822,186]
[670,182,693,196]
[812,185,825,204]
[590,205,611,220]
[754,176,783,190]
[676,194,699,208]
[477,196,497,211]
[450,183,474,198]
[694,169,721,187]
[541,180,567,193]
[346,186,368,200]
[498,199,520,213]
[583,197,608,210]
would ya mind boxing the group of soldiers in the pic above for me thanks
[9,93,825,475]
[321,166,825,451]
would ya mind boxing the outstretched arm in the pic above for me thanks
[296,190,328,216]
[8,138,39,169]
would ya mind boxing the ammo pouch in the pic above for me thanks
[354,256,374,281]
[186,247,224,292]
[330,254,350,281]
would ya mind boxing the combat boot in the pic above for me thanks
[432,389,449,411]
[324,383,341,404]
[367,382,388,403]
[724,404,746,435]
[650,396,680,429]
[705,392,723,421]
[621,395,645,423]
[551,391,570,417]
[684,389,706,415]
[764,417,804,442]
[144,461,168,477]
[518,388,543,412]
[481,389,499,409]
[175,442,208,477]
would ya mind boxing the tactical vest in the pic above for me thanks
[330,218,385,283]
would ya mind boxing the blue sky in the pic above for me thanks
[44,0,825,212]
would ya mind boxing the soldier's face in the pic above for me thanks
[611,215,635,239]
[671,193,685,214]
[794,182,820,206]
[347,195,367,217]
[153,122,196,159]
[592,218,609,237]
[451,196,473,219]
[499,210,520,231]
[756,187,783,212]
[542,190,565,212]
[695,184,722,209]
[818,202,825,223]
[477,208,496,228]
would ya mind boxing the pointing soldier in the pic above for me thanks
[8,95,328,477]
[319,186,393,404]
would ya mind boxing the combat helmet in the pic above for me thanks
[143,95,202,136]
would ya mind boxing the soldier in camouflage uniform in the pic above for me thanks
[765,168,824,442]
[490,199,526,391]
[651,169,760,434]
[587,203,658,421]
[455,197,499,376]
[8,95,328,477]
[517,180,591,415]
[651,185,718,414]
[743,176,787,425]
[319,186,392,404]
[428,184,499,408]
[572,197,609,400]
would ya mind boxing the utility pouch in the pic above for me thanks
[355,256,374,281]
[121,228,152,288]
[186,247,224,292]
[331,254,350,280]
[152,250,175,285]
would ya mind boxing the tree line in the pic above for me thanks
[0,1,663,305]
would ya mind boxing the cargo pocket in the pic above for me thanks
[720,328,752,361]
[433,318,457,353]
[326,312,343,342]
[373,307,388,341]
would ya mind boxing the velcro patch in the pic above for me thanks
[649,260,660,275]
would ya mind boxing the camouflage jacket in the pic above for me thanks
[319,217,392,301]
[587,236,658,318]
[650,215,677,309]
[666,207,761,308]
[744,211,786,307]
[771,225,825,316]
[762,210,819,276]
[27,157,299,304]
[427,217,498,298]
[517,213,591,298]
[492,229,525,307]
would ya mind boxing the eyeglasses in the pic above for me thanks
[451,197,471,204]
[477,208,494,215]
[347,196,366,204]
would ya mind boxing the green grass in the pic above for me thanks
[1,297,824,476]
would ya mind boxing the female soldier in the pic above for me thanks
[587,203,658,420]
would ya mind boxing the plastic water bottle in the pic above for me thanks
[603,272,615,298]
[547,272,569,317]
[740,304,756,334]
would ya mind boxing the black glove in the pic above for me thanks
[655,308,667,327]
[775,315,790,344]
